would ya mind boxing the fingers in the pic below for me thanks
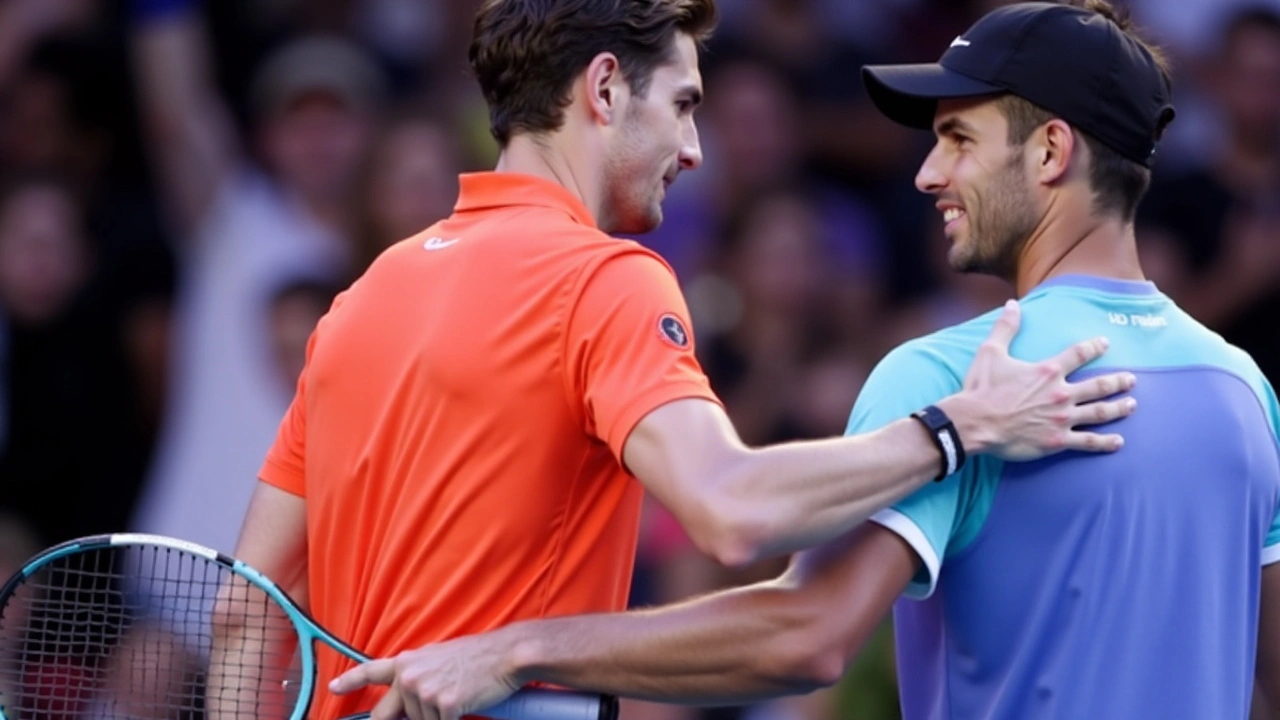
[1059,396,1139,453]
[1066,371,1137,405]
[1059,429,1126,453]
[1068,396,1138,428]
[370,682,407,720]
[404,686,437,720]
[980,300,1022,353]
[331,658,396,694]
[1050,336,1110,375]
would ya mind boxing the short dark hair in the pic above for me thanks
[995,0,1172,222]
[469,0,718,146]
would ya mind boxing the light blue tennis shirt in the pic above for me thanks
[847,275,1280,719]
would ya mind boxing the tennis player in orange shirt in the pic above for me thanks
[215,1,1138,718]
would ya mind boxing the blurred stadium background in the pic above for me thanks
[2,0,1280,718]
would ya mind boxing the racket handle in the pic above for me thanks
[480,690,618,720]
[340,689,618,720]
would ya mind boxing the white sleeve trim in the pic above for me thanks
[871,508,941,599]
[1263,543,1280,566]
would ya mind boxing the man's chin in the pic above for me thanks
[948,246,987,275]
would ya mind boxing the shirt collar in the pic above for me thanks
[454,172,596,228]
[1031,273,1159,296]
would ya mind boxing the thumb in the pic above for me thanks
[983,299,1021,352]
[330,658,396,694]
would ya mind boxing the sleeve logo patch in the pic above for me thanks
[658,313,690,349]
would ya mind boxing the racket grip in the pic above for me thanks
[481,690,618,720]
[339,690,618,720]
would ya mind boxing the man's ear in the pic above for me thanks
[1034,118,1076,185]
[583,51,628,126]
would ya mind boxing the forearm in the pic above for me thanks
[207,626,298,719]
[328,526,915,714]
[505,582,834,705]
[1258,661,1280,713]
[207,584,299,718]
[1257,565,1280,708]
[711,417,939,563]
[712,389,997,565]
[497,525,914,707]
[130,0,233,228]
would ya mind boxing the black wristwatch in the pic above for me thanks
[910,404,966,481]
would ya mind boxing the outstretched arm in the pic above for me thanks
[130,0,238,235]
[331,523,918,720]
[625,300,1135,568]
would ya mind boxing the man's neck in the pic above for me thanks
[1014,204,1144,297]
[495,133,604,228]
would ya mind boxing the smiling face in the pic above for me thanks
[597,33,705,235]
[914,97,1043,280]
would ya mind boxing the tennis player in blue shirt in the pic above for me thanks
[330,3,1280,718]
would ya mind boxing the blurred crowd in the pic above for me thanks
[2,0,1280,718]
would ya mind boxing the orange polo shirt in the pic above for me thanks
[258,172,721,719]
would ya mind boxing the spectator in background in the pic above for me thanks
[694,185,841,447]
[0,0,175,494]
[355,107,463,269]
[0,174,150,545]
[1139,7,1280,384]
[644,54,888,294]
[126,0,388,555]
[685,184,876,720]
[268,277,341,393]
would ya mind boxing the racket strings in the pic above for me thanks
[0,545,303,719]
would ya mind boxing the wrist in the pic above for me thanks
[934,394,993,456]
[504,622,546,686]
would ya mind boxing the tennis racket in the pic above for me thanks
[0,533,618,720]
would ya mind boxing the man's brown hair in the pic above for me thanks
[996,0,1173,221]
[469,0,718,147]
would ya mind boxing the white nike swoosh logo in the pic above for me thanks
[950,37,971,47]
[423,237,459,250]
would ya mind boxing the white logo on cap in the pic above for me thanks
[950,36,972,47]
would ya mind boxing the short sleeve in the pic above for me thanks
[1265,516,1280,566]
[565,250,722,462]
[846,342,971,599]
[257,291,343,497]
[1261,380,1280,566]
[259,367,308,497]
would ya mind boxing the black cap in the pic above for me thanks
[861,2,1176,166]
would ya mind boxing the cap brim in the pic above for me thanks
[861,64,1003,129]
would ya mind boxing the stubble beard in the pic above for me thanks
[948,157,1037,281]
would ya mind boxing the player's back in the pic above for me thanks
[268,173,713,718]
[862,275,1280,719]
